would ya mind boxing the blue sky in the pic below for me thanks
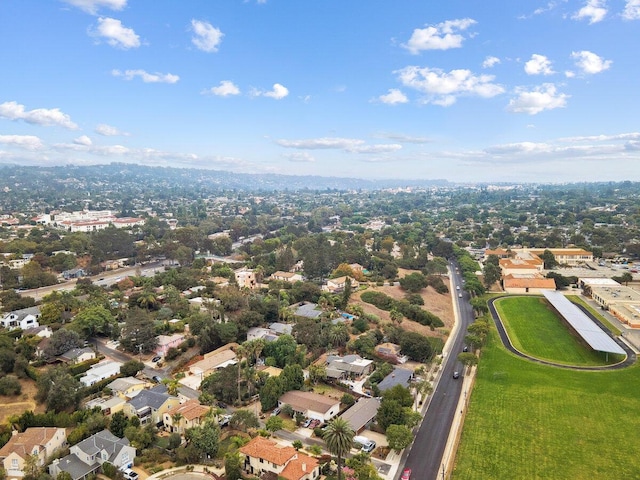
[1,0,639,183]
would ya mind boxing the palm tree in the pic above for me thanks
[324,417,355,480]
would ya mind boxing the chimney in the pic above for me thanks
[302,462,306,472]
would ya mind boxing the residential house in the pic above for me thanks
[323,276,359,293]
[49,430,136,480]
[155,333,185,356]
[325,354,374,381]
[278,390,340,422]
[234,267,257,289]
[79,360,123,387]
[0,428,67,478]
[22,326,53,338]
[1,307,41,331]
[377,367,413,392]
[107,377,147,399]
[239,436,320,480]
[339,397,381,433]
[84,396,126,416]
[294,302,322,319]
[163,399,211,434]
[62,268,86,280]
[182,348,237,390]
[374,343,408,364]
[271,271,304,283]
[59,347,96,364]
[124,388,180,426]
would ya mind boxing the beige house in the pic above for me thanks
[278,390,340,422]
[107,377,147,399]
[323,276,359,293]
[271,271,304,283]
[163,400,211,434]
[234,267,257,289]
[0,427,67,478]
[181,348,238,390]
[239,436,320,480]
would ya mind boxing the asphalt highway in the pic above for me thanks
[400,260,476,480]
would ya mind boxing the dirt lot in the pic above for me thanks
[351,272,455,341]
[0,377,44,423]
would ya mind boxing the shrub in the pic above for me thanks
[0,375,21,396]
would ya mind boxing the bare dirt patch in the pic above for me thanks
[352,277,454,340]
[0,377,43,423]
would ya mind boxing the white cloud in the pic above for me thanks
[253,83,289,99]
[403,18,477,54]
[92,17,140,49]
[558,132,640,142]
[203,80,240,97]
[349,144,402,154]
[112,69,179,83]
[276,137,401,154]
[74,135,92,146]
[524,54,555,75]
[571,50,612,74]
[0,135,42,150]
[62,0,127,14]
[190,20,224,53]
[378,89,408,105]
[622,0,640,19]
[573,0,607,23]
[284,152,315,163]
[0,101,78,129]
[565,70,576,78]
[507,83,568,115]
[395,66,504,106]
[277,138,365,150]
[482,56,501,68]
[95,123,128,136]
[377,133,431,144]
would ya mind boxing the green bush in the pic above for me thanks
[0,375,21,396]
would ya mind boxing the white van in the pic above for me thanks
[353,435,376,453]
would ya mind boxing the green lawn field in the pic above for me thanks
[494,296,615,366]
[452,328,640,479]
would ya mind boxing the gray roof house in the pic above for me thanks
[339,397,381,433]
[124,389,180,426]
[49,430,135,480]
[377,367,413,392]
[325,354,374,380]
[59,347,96,364]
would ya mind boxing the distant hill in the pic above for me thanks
[0,163,450,191]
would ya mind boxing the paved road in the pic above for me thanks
[400,260,476,480]
[17,261,166,301]
[92,337,169,381]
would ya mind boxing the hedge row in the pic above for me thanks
[360,291,444,327]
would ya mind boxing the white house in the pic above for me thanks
[1,306,41,331]
[80,360,123,387]
[49,430,136,480]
